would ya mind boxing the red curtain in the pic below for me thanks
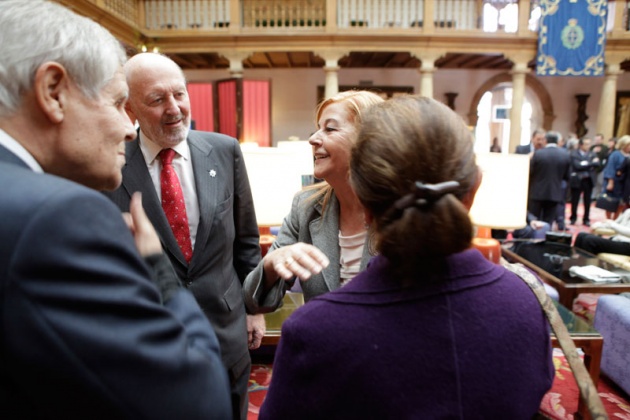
[243,80,270,147]
[187,83,214,132]
[217,80,238,138]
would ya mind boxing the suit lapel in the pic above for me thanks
[188,132,217,264]
[310,195,341,292]
[0,145,30,168]
[122,139,187,265]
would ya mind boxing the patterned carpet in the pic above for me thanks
[540,349,630,419]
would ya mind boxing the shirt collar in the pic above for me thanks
[0,129,44,172]
[138,129,191,165]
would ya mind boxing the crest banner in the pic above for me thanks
[536,0,607,76]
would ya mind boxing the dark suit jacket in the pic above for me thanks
[0,145,231,419]
[529,145,571,202]
[104,130,261,377]
[515,143,533,154]
[570,149,599,186]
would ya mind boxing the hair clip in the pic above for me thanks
[393,180,461,211]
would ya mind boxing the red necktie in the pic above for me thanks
[159,149,193,262]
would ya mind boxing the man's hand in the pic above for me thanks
[122,192,163,257]
[247,314,266,350]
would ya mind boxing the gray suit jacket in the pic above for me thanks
[104,130,261,376]
[243,187,371,313]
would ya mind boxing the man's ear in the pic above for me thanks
[33,62,68,124]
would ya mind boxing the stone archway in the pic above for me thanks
[467,73,555,130]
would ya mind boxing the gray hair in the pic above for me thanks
[0,0,127,117]
[545,131,562,144]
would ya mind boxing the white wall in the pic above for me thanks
[184,67,630,145]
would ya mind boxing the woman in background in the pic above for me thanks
[602,135,630,219]
[259,95,554,419]
[243,90,384,313]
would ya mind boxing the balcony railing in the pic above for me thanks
[87,0,630,34]
[242,0,326,29]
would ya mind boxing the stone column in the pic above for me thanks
[317,51,345,99]
[223,51,251,78]
[419,66,435,98]
[508,61,528,154]
[596,63,622,140]
[412,51,442,99]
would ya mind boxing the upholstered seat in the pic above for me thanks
[597,252,630,271]
[593,294,630,395]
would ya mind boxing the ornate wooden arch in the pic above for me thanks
[467,73,555,130]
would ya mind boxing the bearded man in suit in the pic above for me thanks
[104,52,262,419]
[516,128,546,155]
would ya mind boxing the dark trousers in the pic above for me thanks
[570,179,593,223]
[229,353,252,420]
[574,232,630,255]
[529,199,559,227]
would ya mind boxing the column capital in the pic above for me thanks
[221,51,252,78]
[604,62,623,76]
[510,61,531,75]
[222,51,252,63]
[315,50,347,68]
[410,50,443,71]
[503,52,534,72]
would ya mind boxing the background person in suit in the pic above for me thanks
[602,135,630,219]
[104,53,261,419]
[0,1,231,418]
[243,90,383,314]
[516,128,546,155]
[590,133,609,199]
[569,137,600,226]
[528,131,571,227]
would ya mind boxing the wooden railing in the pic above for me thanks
[103,0,139,26]
[242,0,326,29]
[141,0,526,32]
[62,0,630,35]
[336,0,426,29]
[145,0,231,30]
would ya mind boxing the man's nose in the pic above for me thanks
[164,96,179,114]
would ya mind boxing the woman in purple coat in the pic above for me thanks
[260,96,554,419]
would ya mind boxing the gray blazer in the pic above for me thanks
[104,130,261,377]
[243,187,371,313]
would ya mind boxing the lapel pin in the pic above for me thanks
[209,170,216,177]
